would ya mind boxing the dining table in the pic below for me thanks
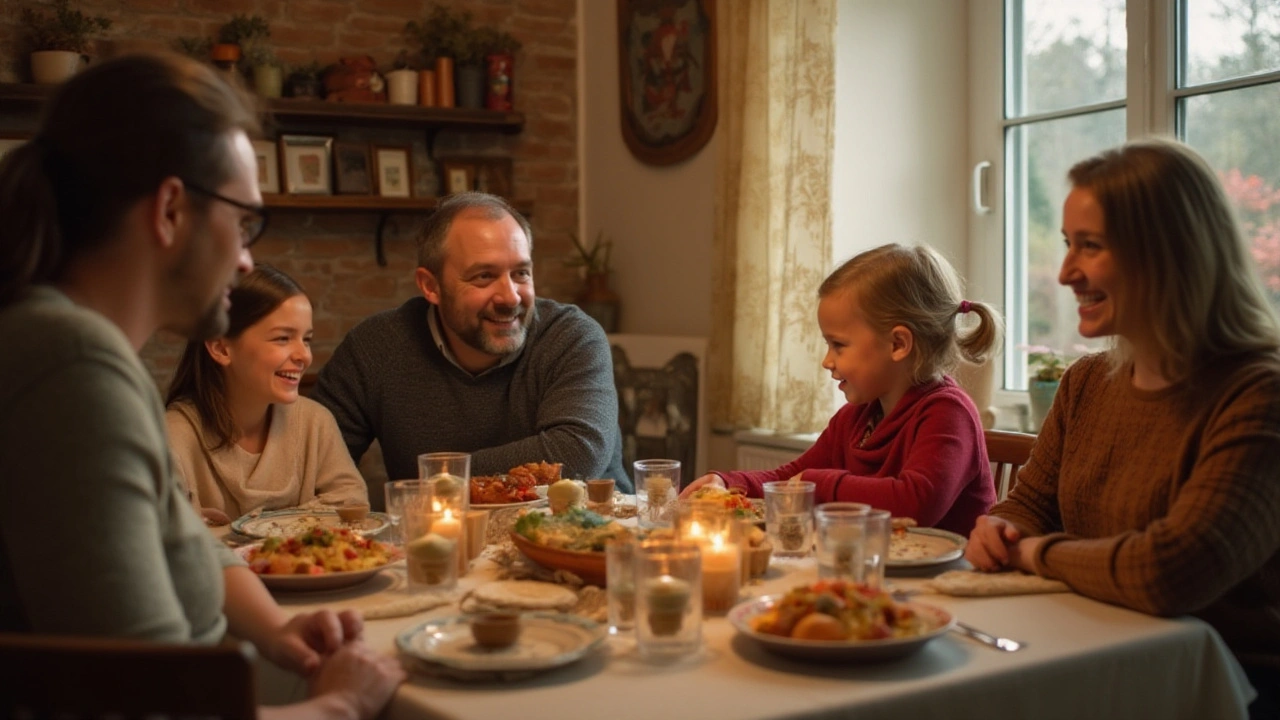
[245,513,1257,720]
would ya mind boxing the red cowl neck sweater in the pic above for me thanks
[716,377,995,535]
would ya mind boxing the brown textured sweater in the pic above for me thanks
[994,352,1280,668]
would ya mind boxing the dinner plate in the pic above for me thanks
[230,509,391,539]
[728,596,955,662]
[235,544,403,592]
[472,497,548,511]
[888,527,967,568]
[509,531,608,586]
[396,613,606,674]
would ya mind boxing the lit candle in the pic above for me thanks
[644,574,692,637]
[700,534,742,613]
[432,509,462,540]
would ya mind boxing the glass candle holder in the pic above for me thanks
[605,537,637,634]
[635,459,681,529]
[814,502,871,581]
[402,506,457,593]
[763,480,815,557]
[419,452,471,574]
[675,502,741,614]
[635,539,702,659]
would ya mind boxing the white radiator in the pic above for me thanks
[733,430,811,470]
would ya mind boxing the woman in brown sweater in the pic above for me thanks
[966,139,1280,718]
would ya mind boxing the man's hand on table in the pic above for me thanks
[309,640,406,720]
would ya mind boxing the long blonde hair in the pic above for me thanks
[1067,139,1280,381]
[819,244,1004,384]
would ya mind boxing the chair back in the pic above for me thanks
[984,429,1036,501]
[0,633,257,719]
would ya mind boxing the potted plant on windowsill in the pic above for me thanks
[20,0,111,84]
[567,231,619,333]
[1022,346,1074,432]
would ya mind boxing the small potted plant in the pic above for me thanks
[405,3,472,108]
[1022,345,1076,431]
[19,0,112,84]
[566,231,620,332]
[285,61,325,99]
[213,14,269,75]
[385,50,419,105]
[244,41,283,98]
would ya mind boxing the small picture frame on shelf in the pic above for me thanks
[280,134,333,194]
[373,145,413,198]
[0,135,29,162]
[439,156,513,198]
[251,139,280,194]
[333,142,373,195]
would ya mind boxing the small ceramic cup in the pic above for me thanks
[470,612,522,649]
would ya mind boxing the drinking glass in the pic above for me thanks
[813,502,872,581]
[635,459,681,529]
[762,480,815,557]
[383,479,429,546]
[605,537,637,635]
[634,539,702,659]
[418,452,471,574]
[860,509,892,589]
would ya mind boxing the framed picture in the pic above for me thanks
[250,139,280,194]
[373,145,413,198]
[280,134,333,194]
[333,142,373,195]
[617,0,718,166]
[0,135,29,161]
[438,157,514,198]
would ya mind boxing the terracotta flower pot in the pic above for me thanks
[30,51,82,84]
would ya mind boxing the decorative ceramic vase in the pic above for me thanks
[30,51,82,84]
[385,69,418,105]
[1027,379,1060,433]
[455,64,485,109]
[418,69,436,107]
[210,44,241,73]
[435,57,455,108]
[253,65,283,98]
[485,54,513,111]
[576,273,621,333]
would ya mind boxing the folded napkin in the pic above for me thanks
[363,593,455,620]
[923,570,1070,597]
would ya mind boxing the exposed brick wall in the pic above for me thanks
[0,0,580,389]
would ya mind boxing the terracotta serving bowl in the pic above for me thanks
[509,531,608,586]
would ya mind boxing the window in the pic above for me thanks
[970,0,1280,393]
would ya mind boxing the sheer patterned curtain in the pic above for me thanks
[708,0,836,434]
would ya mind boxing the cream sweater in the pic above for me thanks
[166,397,368,519]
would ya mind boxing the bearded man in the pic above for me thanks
[313,192,631,492]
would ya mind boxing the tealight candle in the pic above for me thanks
[429,509,467,575]
[700,534,741,613]
[406,532,455,585]
[644,574,692,636]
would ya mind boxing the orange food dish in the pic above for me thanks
[751,580,928,641]
[470,461,564,504]
[245,527,393,575]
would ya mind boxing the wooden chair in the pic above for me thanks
[985,429,1036,501]
[0,634,257,719]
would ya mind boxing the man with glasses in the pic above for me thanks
[314,192,633,493]
[0,53,403,718]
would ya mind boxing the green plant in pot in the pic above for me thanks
[20,0,112,84]
[448,25,489,109]
[1022,345,1075,432]
[244,43,284,98]
[285,61,325,99]
[566,231,620,332]
[214,13,269,74]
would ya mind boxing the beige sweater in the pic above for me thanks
[994,352,1280,668]
[166,397,368,519]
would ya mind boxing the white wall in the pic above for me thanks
[832,0,970,272]
[578,0,716,339]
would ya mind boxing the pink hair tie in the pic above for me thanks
[958,300,972,314]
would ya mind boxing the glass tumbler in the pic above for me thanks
[860,509,892,589]
[813,502,871,581]
[635,459,681,529]
[605,536,637,634]
[762,480,815,557]
[383,479,430,547]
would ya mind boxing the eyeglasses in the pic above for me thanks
[182,180,269,248]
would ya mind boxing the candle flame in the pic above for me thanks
[443,508,454,521]
[432,500,442,512]
[711,534,725,551]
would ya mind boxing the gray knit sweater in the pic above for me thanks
[313,296,632,491]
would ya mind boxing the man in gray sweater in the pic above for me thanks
[314,192,632,491]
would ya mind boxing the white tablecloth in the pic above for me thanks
[257,555,1255,720]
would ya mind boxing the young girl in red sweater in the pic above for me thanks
[681,244,1002,535]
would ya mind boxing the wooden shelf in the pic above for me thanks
[0,84,524,133]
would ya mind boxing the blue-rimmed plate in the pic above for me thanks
[888,527,967,568]
[230,508,391,539]
[728,595,955,662]
[235,543,403,592]
[396,613,606,674]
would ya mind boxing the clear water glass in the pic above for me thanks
[383,479,429,547]
[813,502,871,581]
[762,480,815,557]
[635,459,681,529]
